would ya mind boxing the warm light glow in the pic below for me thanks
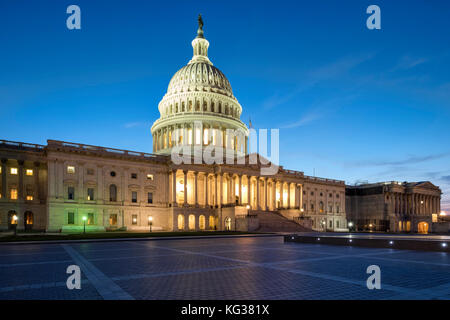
[147,174,154,180]
[82,216,87,221]
[13,215,18,221]
[246,205,250,210]
[421,200,424,204]
[369,224,373,228]
[440,211,446,216]
[10,167,18,175]
[67,166,75,174]
[26,195,33,201]
[275,191,280,201]
[148,216,153,222]
[26,169,33,176]
[348,222,354,227]
[10,189,18,200]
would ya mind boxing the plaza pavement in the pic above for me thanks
[0,236,449,300]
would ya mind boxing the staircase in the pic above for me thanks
[255,210,312,232]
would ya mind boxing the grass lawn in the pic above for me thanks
[0,231,267,243]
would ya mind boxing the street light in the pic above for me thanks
[82,216,87,234]
[246,204,250,216]
[348,221,354,232]
[148,216,153,232]
[12,215,18,236]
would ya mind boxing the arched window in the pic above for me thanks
[178,214,185,230]
[224,217,232,231]
[319,201,324,213]
[188,214,195,230]
[209,215,215,230]
[199,215,206,230]
[110,184,117,202]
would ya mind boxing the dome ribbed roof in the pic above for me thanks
[167,62,233,97]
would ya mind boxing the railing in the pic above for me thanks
[47,140,168,162]
[0,139,45,151]
[304,175,345,185]
[283,169,304,177]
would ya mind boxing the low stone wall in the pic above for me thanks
[235,215,259,232]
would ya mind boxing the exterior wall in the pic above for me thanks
[301,179,347,231]
[0,143,48,231]
[346,182,442,233]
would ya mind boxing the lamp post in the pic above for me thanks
[148,216,153,232]
[348,221,354,232]
[13,215,18,236]
[246,204,250,216]
[82,216,87,234]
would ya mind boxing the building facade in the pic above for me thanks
[0,17,350,233]
[346,181,442,233]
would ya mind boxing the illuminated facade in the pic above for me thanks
[0,18,348,233]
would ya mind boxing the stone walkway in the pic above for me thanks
[0,236,449,299]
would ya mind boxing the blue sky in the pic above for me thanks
[1,0,449,211]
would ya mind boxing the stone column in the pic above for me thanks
[33,162,40,202]
[280,182,284,208]
[248,176,252,208]
[1,159,7,200]
[287,182,291,209]
[172,170,177,206]
[183,170,188,206]
[194,171,199,207]
[256,177,261,210]
[300,184,304,211]
[204,174,209,207]
[264,178,268,211]
[17,160,24,201]
[214,174,218,206]
[272,180,277,210]
[238,175,242,205]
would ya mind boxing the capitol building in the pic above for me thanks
[0,17,441,234]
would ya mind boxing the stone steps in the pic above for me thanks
[254,210,312,232]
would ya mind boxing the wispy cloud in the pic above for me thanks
[280,112,321,129]
[349,153,450,168]
[123,121,147,129]
[392,55,428,71]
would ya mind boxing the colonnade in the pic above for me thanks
[153,124,247,154]
[390,192,440,215]
[170,169,303,211]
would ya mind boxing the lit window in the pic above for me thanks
[26,195,33,201]
[68,187,75,200]
[10,188,18,200]
[67,166,75,174]
[146,174,154,180]
[132,214,138,225]
[432,214,438,223]
[10,168,18,175]
[87,188,95,201]
[26,169,33,176]
[148,192,153,204]
[87,213,94,225]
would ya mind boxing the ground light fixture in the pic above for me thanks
[442,243,448,248]
[148,216,153,232]
[82,216,87,234]
[12,215,18,236]
[389,241,394,245]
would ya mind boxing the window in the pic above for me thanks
[109,214,117,226]
[67,166,75,174]
[26,195,33,201]
[146,174,154,180]
[336,205,340,213]
[148,192,153,204]
[303,191,306,195]
[68,187,75,200]
[110,171,116,177]
[320,192,323,197]
[10,188,18,200]
[109,184,117,202]
[336,221,340,228]
[87,168,94,175]
[68,212,75,225]
[329,205,333,213]
[26,169,33,176]
[329,220,333,228]
[336,194,340,198]
[319,201,324,213]
[131,173,137,179]
[310,203,314,211]
[310,191,314,196]
[87,213,94,225]
[87,188,94,201]
[329,193,333,198]
[10,168,18,175]
[132,191,137,203]
[132,214,138,225]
